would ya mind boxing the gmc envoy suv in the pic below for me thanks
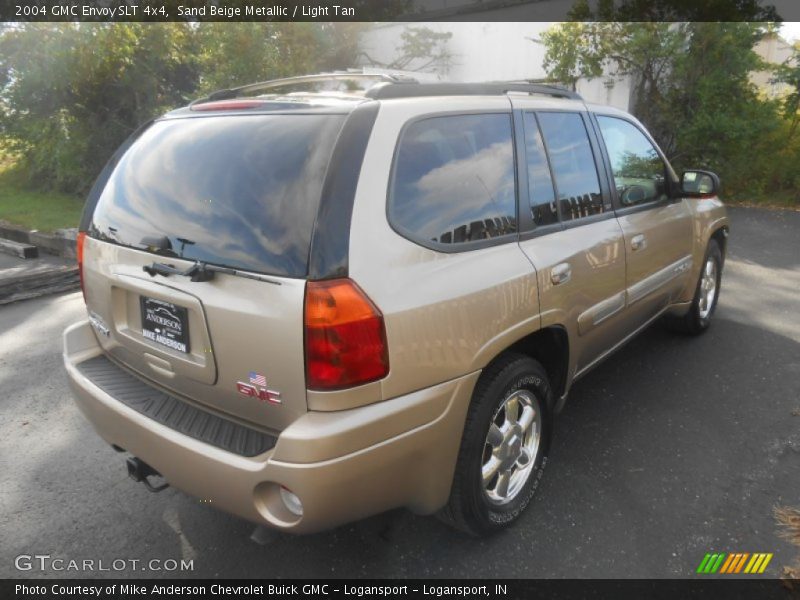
[64,73,729,535]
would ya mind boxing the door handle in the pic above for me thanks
[630,234,647,251]
[551,263,572,285]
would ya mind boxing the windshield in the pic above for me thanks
[89,114,346,278]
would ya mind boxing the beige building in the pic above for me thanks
[752,32,797,99]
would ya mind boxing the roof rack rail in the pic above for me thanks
[364,82,582,101]
[190,72,418,106]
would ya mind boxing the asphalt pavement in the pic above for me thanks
[1,206,798,579]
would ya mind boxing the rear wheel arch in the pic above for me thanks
[505,326,569,410]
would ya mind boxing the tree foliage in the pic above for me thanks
[0,23,365,195]
[541,20,799,200]
[772,42,800,134]
[360,26,453,73]
[566,0,779,21]
[195,23,364,93]
[0,23,198,193]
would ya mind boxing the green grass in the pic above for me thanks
[728,191,800,209]
[0,160,84,232]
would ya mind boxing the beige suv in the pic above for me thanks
[64,74,729,536]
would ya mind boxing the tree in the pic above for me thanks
[540,20,786,198]
[0,23,198,194]
[194,23,366,93]
[0,23,365,194]
[360,26,453,74]
[565,0,778,21]
[541,22,683,139]
[772,42,800,137]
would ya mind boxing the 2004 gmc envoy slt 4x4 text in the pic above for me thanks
[63,73,729,536]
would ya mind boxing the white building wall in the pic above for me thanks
[752,34,796,98]
[359,22,633,111]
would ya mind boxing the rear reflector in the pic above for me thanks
[76,231,87,302]
[304,279,389,390]
[190,100,267,111]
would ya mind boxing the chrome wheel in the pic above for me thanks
[482,389,541,505]
[698,256,718,319]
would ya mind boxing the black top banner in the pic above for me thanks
[0,0,796,22]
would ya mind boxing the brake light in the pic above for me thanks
[304,279,389,390]
[190,100,267,111]
[76,231,87,302]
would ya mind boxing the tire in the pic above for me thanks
[439,353,552,536]
[666,239,723,335]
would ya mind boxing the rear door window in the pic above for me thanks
[389,113,517,247]
[522,113,558,227]
[89,114,346,278]
[537,112,605,222]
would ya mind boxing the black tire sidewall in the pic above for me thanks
[464,358,551,533]
[691,241,723,331]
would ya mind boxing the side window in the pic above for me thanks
[389,113,517,246]
[537,112,605,222]
[596,116,668,207]
[522,113,558,227]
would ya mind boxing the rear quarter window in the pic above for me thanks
[89,114,346,278]
[388,113,517,248]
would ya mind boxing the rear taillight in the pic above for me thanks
[304,279,389,391]
[76,231,87,302]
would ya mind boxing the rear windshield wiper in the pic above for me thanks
[143,260,281,285]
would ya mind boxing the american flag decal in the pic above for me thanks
[249,371,267,387]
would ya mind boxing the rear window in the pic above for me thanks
[89,114,346,277]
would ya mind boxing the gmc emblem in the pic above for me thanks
[236,382,282,404]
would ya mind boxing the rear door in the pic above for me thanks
[591,113,694,326]
[513,103,628,374]
[82,112,347,431]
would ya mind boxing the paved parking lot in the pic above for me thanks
[1,206,798,579]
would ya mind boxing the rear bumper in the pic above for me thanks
[64,320,477,533]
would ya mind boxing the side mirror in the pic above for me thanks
[681,170,720,198]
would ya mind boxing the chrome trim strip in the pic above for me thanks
[627,255,692,306]
[577,291,626,335]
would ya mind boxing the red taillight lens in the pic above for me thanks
[304,279,389,390]
[76,231,87,302]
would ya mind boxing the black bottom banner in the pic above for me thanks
[3,579,796,600]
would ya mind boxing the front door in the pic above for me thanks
[592,114,694,327]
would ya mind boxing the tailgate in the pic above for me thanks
[83,237,306,431]
[75,113,349,433]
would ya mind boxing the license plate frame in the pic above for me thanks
[140,296,190,354]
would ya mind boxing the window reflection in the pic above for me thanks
[537,112,604,222]
[390,113,517,245]
[522,113,558,227]
[90,115,345,277]
[597,116,668,207]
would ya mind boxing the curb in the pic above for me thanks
[0,223,80,304]
[0,224,78,258]
[0,265,79,305]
